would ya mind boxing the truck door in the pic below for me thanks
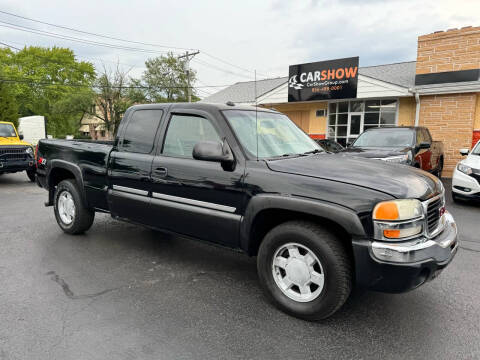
[148,110,245,247]
[108,108,164,223]
[415,128,433,172]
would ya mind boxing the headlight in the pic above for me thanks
[25,147,33,155]
[381,154,409,164]
[457,163,472,175]
[373,199,424,240]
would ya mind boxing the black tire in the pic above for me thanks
[452,191,460,203]
[26,169,36,182]
[54,179,95,234]
[435,158,444,178]
[257,220,352,321]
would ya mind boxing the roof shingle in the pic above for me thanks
[202,61,417,104]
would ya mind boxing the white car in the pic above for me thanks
[452,140,480,202]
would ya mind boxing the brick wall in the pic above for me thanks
[416,26,480,74]
[419,94,477,176]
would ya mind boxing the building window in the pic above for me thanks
[316,109,326,117]
[327,99,397,146]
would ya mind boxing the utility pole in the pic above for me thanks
[178,50,200,102]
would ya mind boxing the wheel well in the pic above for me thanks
[49,167,76,189]
[248,208,353,258]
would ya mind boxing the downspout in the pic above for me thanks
[414,91,420,126]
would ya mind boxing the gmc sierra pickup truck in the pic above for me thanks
[340,126,444,176]
[36,103,458,320]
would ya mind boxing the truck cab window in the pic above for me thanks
[163,114,221,158]
[121,109,163,154]
[422,128,432,143]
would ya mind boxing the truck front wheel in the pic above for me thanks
[54,179,95,234]
[26,169,36,182]
[257,221,352,320]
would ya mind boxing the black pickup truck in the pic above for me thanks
[36,103,458,320]
[341,126,444,176]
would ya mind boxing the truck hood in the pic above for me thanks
[0,137,32,147]
[339,146,411,158]
[266,154,441,200]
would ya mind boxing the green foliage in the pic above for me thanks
[0,46,96,137]
[0,46,201,139]
[0,74,19,127]
[142,52,197,102]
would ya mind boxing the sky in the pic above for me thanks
[0,0,479,98]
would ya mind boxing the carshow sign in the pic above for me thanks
[288,57,359,102]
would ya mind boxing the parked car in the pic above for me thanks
[340,127,444,176]
[0,121,36,182]
[315,138,344,153]
[452,140,480,202]
[36,103,458,320]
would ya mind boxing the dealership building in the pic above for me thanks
[203,26,480,177]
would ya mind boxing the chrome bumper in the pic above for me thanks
[371,211,458,264]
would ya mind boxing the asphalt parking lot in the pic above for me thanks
[1,172,479,360]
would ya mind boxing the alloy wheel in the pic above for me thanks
[271,242,325,302]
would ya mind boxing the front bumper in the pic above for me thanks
[452,167,480,199]
[353,211,458,293]
[0,158,35,173]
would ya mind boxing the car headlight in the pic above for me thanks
[372,199,424,240]
[25,147,33,155]
[457,163,472,175]
[381,154,409,164]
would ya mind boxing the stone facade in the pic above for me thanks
[418,94,477,176]
[416,26,480,74]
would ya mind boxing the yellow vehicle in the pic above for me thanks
[0,121,36,182]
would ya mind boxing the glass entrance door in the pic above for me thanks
[347,113,363,144]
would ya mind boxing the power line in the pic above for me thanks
[0,76,234,89]
[0,40,20,51]
[0,20,178,55]
[0,20,268,82]
[201,51,269,78]
[193,58,258,80]
[0,38,146,69]
[0,9,195,51]
[0,9,269,78]
[0,41,236,93]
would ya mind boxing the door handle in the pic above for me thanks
[154,167,168,177]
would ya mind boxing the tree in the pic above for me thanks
[0,46,96,137]
[92,64,137,135]
[142,52,198,102]
[0,76,19,127]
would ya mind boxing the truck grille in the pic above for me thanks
[426,196,443,234]
[0,146,27,161]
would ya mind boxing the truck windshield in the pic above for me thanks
[0,123,17,137]
[352,129,414,148]
[223,110,321,158]
[472,142,480,155]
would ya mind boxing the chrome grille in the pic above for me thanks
[426,197,442,234]
[0,146,27,161]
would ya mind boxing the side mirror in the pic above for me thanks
[193,140,234,163]
[418,142,431,149]
[460,148,469,156]
[346,142,353,148]
[19,134,24,140]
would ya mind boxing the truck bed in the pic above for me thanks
[37,139,114,210]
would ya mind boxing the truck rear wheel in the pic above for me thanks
[257,220,352,320]
[54,179,95,234]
